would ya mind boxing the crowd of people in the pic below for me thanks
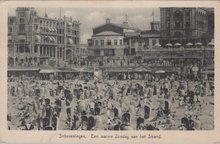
[7,72,214,131]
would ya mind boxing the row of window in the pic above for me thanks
[93,48,136,56]
[92,39,123,46]
[39,20,80,29]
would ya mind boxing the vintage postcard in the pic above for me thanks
[0,1,219,144]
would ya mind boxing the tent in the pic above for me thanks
[186,43,193,46]
[195,42,202,46]
[174,43,181,46]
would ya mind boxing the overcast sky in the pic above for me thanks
[8,7,160,44]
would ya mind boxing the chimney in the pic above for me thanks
[106,18,111,24]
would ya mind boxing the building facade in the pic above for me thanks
[8,7,80,68]
[160,8,214,46]
[87,18,140,60]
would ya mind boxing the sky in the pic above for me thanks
[8,7,160,44]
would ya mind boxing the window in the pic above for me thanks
[19,24,25,32]
[124,48,129,55]
[8,27,12,32]
[60,48,62,57]
[114,40,118,45]
[95,40,98,46]
[120,40,123,45]
[94,49,100,55]
[104,49,114,56]
[34,46,38,53]
[109,49,114,56]
[34,25,38,30]
[131,40,135,46]
[107,40,111,46]
[152,39,156,46]
[186,22,190,28]
[20,18,25,23]
[19,12,25,17]
[139,41,142,46]
[101,40,104,46]
[131,48,136,55]
[9,18,14,24]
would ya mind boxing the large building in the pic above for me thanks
[87,17,162,67]
[8,7,80,68]
[87,18,140,62]
[160,8,214,46]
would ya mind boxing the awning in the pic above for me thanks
[8,68,39,71]
[68,38,73,44]
[35,35,41,41]
[39,69,57,73]
[18,35,26,40]
[51,37,56,42]
[133,67,151,72]
[107,68,129,72]
[155,70,166,74]
[44,36,48,40]
[45,36,53,41]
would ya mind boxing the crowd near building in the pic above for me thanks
[7,7,215,131]
[8,7,214,80]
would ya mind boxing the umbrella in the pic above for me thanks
[174,43,181,46]
[154,43,161,47]
[186,43,193,46]
[166,43,172,47]
[208,42,214,46]
[155,70,166,74]
[195,42,202,46]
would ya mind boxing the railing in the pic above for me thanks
[87,45,128,49]
[137,47,214,52]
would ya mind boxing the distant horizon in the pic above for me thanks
[8,7,160,44]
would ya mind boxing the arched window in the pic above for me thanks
[34,45,38,53]
[174,10,183,18]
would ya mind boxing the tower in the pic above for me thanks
[160,8,212,46]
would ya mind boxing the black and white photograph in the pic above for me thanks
[7,7,215,131]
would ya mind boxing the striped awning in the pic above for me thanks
[51,37,56,42]
[35,35,41,41]
[68,38,73,44]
